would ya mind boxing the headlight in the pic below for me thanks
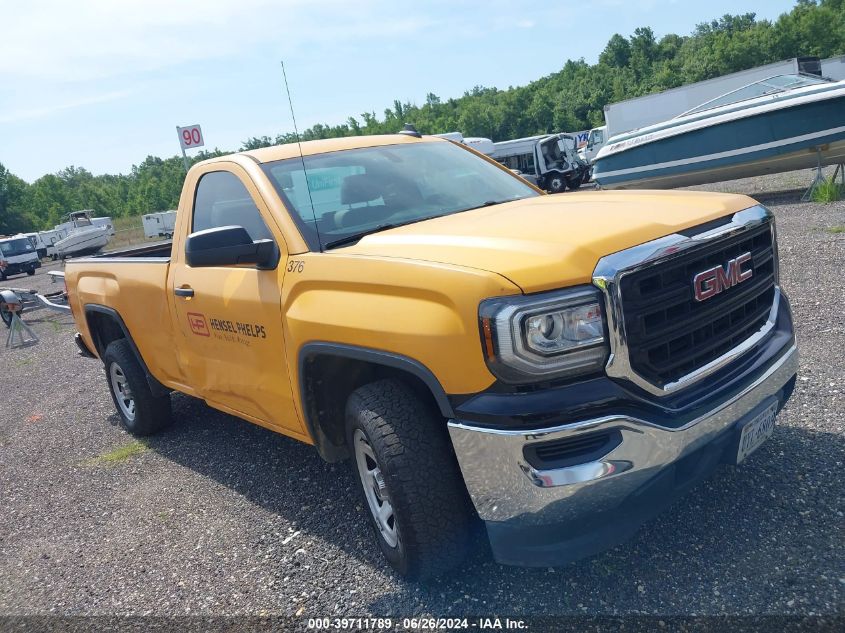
[479,286,609,384]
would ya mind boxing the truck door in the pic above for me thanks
[169,165,303,436]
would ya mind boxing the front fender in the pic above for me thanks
[283,254,520,404]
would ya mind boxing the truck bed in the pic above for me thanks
[64,241,181,382]
[87,241,172,260]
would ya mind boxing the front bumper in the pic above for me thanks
[447,344,798,566]
[1,261,38,276]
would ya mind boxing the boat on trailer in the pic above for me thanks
[54,211,111,258]
[592,74,845,189]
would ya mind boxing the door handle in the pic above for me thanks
[174,286,194,298]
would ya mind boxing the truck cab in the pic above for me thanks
[579,125,608,164]
[0,235,40,280]
[492,133,590,193]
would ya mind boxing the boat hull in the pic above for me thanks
[55,229,110,258]
[593,93,845,189]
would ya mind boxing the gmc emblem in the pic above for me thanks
[693,252,753,302]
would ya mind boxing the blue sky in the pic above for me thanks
[1,0,798,182]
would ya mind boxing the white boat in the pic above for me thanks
[54,211,111,258]
[592,74,845,189]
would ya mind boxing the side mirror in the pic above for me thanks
[185,225,279,269]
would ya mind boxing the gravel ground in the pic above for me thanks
[0,169,843,623]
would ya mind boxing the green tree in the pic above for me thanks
[600,34,632,68]
[0,163,32,233]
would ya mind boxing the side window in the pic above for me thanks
[192,171,274,242]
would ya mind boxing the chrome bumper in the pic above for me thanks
[447,344,798,526]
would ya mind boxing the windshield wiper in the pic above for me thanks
[323,223,402,250]
[458,199,515,213]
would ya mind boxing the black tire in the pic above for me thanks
[102,339,171,436]
[345,379,473,580]
[546,174,566,194]
[566,176,582,190]
[26,269,35,276]
[0,303,12,328]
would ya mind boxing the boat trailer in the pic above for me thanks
[0,271,71,349]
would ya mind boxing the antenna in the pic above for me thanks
[281,60,321,251]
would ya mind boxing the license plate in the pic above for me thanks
[736,402,778,463]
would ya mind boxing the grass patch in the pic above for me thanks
[14,357,33,367]
[86,440,149,466]
[811,176,843,203]
[826,226,845,234]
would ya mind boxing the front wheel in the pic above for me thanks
[546,174,566,194]
[103,339,172,436]
[566,175,582,190]
[346,379,473,580]
[26,269,35,276]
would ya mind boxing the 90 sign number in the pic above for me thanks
[177,124,204,150]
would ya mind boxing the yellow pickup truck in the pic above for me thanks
[65,132,798,580]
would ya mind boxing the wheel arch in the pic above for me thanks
[83,304,170,397]
[298,342,456,462]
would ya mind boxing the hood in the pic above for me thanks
[337,190,756,293]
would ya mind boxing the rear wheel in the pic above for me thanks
[566,175,582,190]
[26,269,35,276]
[103,339,172,436]
[345,379,473,580]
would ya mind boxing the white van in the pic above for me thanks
[0,235,40,280]
[142,211,177,239]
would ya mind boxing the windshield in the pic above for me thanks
[0,238,35,257]
[681,74,829,117]
[262,141,539,250]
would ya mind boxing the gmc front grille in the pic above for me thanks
[619,222,776,388]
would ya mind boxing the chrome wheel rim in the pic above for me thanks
[353,429,399,548]
[109,363,136,422]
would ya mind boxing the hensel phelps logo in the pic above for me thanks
[186,312,266,340]
[208,317,267,339]
[187,312,210,336]
[693,252,753,302]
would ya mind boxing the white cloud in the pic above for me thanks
[0,89,135,124]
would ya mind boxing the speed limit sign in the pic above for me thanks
[177,124,204,150]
